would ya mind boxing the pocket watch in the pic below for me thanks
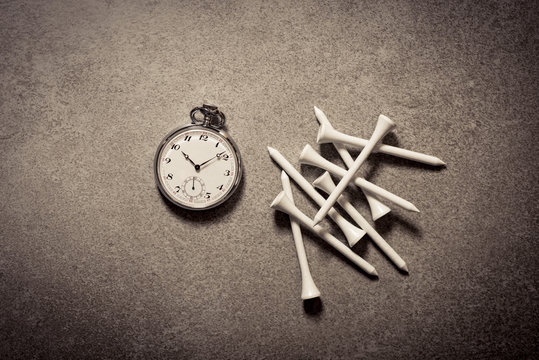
[154,104,242,210]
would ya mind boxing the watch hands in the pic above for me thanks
[192,177,195,190]
[199,151,227,168]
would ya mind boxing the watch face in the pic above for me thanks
[155,125,241,210]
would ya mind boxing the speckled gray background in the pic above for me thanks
[1,0,538,358]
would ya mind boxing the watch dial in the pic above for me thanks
[156,127,240,209]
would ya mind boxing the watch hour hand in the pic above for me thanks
[181,151,197,168]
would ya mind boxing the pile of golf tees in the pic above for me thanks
[268,107,445,300]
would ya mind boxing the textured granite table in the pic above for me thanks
[1,0,537,358]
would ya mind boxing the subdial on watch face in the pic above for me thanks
[181,176,205,199]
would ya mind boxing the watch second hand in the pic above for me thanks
[199,151,226,168]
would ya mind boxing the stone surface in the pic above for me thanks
[1,0,537,358]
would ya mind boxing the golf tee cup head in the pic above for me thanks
[312,172,336,194]
[299,144,326,168]
[270,191,307,225]
[336,216,366,247]
[316,122,337,144]
[364,190,391,221]
[376,114,396,134]
[301,276,321,300]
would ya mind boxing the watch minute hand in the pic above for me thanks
[199,151,226,168]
